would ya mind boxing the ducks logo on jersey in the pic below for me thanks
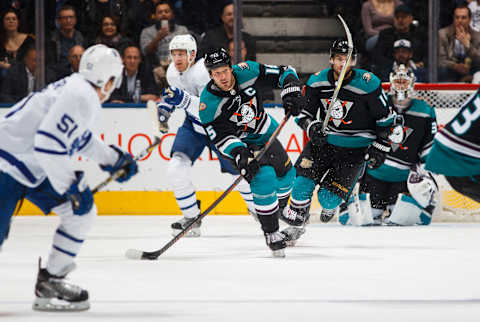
[388,115,414,151]
[321,98,354,127]
[230,97,260,131]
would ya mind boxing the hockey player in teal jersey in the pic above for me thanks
[280,39,395,236]
[339,64,439,226]
[199,48,304,257]
[425,88,480,203]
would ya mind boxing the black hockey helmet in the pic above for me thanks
[204,48,231,71]
[330,38,357,59]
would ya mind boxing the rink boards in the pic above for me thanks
[0,105,476,215]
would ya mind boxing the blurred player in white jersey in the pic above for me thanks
[0,44,139,311]
[154,35,255,237]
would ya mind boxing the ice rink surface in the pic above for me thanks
[1,215,480,322]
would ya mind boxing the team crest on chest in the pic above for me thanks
[229,97,260,130]
[320,99,354,127]
[388,116,414,151]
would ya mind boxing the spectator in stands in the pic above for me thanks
[361,0,402,52]
[90,15,130,51]
[0,46,36,102]
[199,1,256,60]
[53,45,85,81]
[81,0,128,40]
[0,8,34,84]
[227,38,247,63]
[372,5,427,70]
[140,0,188,88]
[469,0,480,31]
[47,5,85,69]
[375,39,427,82]
[110,45,159,103]
[438,4,480,82]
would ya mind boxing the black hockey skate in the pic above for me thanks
[320,208,336,223]
[264,231,287,257]
[171,200,202,237]
[280,206,309,226]
[281,226,306,247]
[33,258,89,312]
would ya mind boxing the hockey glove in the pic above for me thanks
[100,145,139,183]
[162,86,191,110]
[66,171,93,215]
[365,140,391,169]
[230,146,260,183]
[281,79,304,116]
[306,120,327,146]
[156,100,174,133]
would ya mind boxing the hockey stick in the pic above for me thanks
[125,112,292,260]
[322,14,353,134]
[92,101,163,194]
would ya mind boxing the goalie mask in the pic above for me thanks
[389,64,415,109]
[407,169,438,208]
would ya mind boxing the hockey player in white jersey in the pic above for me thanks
[155,34,255,236]
[0,44,138,311]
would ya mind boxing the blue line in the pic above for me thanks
[176,191,196,201]
[180,201,198,211]
[56,229,84,243]
[0,149,37,183]
[34,147,68,155]
[36,130,67,149]
[53,245,76,257]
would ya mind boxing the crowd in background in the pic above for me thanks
[0,0,478,103]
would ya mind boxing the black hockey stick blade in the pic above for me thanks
[125,112,292,260]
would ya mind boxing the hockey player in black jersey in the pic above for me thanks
[338,64,439,226]
[280,39,395,235]
[198,48,304,257]
[425,87,480,203]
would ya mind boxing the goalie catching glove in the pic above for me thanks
[366,139,391,169]
[100,145,138,183]
[281,75,304,116]
[230,146,260,183]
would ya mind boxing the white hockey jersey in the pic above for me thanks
[166,58,211,134]
[0,73,118,194]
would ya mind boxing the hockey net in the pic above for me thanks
[309,83,480,223]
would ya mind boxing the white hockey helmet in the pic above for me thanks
[389,64,416,105]
[79,44,123,102]
[169,34,197,69]
[407,169,438,208]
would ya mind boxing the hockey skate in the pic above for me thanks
[280,207,309,226]
[171,216,202,237]
[281,226,306,247]
[320,208,336,223]
[33,258,89,312]
[264,231,287,257]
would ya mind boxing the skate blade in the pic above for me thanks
[285,240,297,247]
[33,297,90,312]
[271,249,286,258]
[171,228,201,237]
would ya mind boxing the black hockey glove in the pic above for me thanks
[100,145,139,183]
[306,120,327,146]
[366,140,391,169]
[281,78,304,116]
[66,171,93,215]
[231,146,260,183]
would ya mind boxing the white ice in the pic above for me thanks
[2,216,480,322]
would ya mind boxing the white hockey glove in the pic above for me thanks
[407,165,438,208]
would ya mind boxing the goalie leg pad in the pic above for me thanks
[386,193,431,226]
[338,193,375,226]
